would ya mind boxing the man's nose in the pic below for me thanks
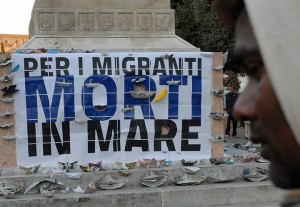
[233,82,257,121]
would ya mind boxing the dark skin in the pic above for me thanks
[233,10,300,189]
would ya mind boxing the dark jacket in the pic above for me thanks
[225,92,239,112]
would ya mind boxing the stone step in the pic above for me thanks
[211,202,280,207]
[0,162,286,206]
[0,181,285,207]
[161,181,285,207]
[0,162,284,207]
[1,162,271,189]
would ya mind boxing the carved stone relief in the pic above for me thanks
[39,13,55,31]
[59,13,75,31]
[137,13,152,31]
[79,13,95,31]
[98,13,114,31]
[156,13,171,31]
[118,13,134,31]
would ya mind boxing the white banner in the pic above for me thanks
[13,52,213,166]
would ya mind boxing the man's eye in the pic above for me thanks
[247,62,263,69]
[244,62,264,80]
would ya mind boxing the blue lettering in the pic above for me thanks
[124,75,156,119]
[160,75,188,119]
[82,75,117,121]
[25,76,75,123]
[192,76,202,119]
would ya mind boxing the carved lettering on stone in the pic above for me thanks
[79,13,95,31]
[39,13,55,31]
[118,13,134,31]
[137,13,152,31]
[156,13,171,31]
[59,13,75,31]
[98,13,114,31]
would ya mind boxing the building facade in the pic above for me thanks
[0,34,29,53]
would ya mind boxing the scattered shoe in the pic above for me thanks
[243,141,253,147]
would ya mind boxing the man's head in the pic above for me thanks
[227,87,237,94]
[214,0,300,189]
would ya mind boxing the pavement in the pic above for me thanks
[223,126,262,157]
[225,125,248,144]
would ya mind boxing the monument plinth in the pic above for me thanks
[24,0,198,52]
[31,0,170,9]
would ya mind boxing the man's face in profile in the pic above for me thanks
[233,10,300,189]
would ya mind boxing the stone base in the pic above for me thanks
[22,35,199,52]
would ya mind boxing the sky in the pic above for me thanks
[0,0,35,34]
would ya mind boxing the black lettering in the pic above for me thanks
[188,58,202,76]
[169,58,183,75]
[153,58,166,75]
[92,57,112,75]
[56,57,70,76]
[40,57,52,76]
[181,119,201,151]
[79,57,83,76]
[87,120,120,152]
[185,58,196,69]
[125,120,149,151]
[137,57,150,75]
[114,57,120,75]
[24,58,38,77]
[197,58,202,76]
[42,122,51,156]
[122,57,135,75]
[27,123,37,157]
[154,120,176,151]
[42,122,71,156]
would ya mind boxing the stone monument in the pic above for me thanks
[23,0,199,51]
[16,0,224,166]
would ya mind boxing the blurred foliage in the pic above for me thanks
[223,71,241,90]
[171,0,237,72]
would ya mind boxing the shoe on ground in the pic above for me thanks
[242,141,252,147]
